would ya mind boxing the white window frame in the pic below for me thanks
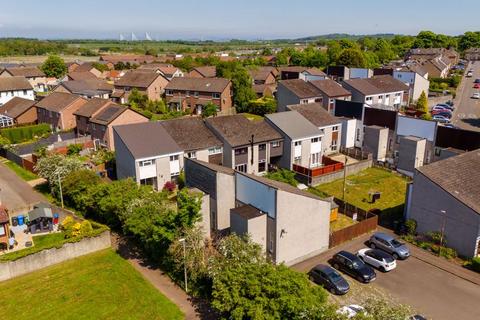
[170,154,179,161]
[187,151,197,159]
[235,163,247,172]
[208,146,222,155]
[212,92,221,99]
[271,141,280,148]
[139,159,154,167]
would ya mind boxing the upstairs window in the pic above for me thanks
[212,93,221,99]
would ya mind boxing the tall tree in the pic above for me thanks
[337,48,366,68]
[41,55,67,78]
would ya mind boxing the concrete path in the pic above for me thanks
[112,234,218,320]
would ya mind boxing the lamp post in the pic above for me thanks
[178,238,187,293]
[439,210,447,256]
[342,156,348,214]
[54,170,64,209]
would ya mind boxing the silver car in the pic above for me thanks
[368,233,410,260]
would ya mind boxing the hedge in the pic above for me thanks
[0,123,51,144]
[471,257,480,273]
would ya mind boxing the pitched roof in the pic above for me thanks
[74,62,98,73]
[309,79,351,97]
[67,71,97,81]
[73,98,112,118]
[89,104,129,125]
[303,67,327,76]
[279,79,321,98]
[166,77,230,93]
[0,97,36,118]
[206,115,282,147]
[114,121,182,159]
[417,149,480,214]
[288,103,341,127]
[3,67,45,78]
[115,70,164,88]
[60,79,114,95]
[35,92,85,112]
[266,111,321,140]
[279,66,308,73]
[0,76,33,92]
[186,158,235,175]
[161,117,222,151]
[236,171,325,201]
[343,75,408,95]
[190,66,217,78]
[0,206,8,224]
[248,68,274,82]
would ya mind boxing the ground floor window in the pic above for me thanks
[235,163,247,173]
[140,177,157,188]
[258,160,266,173]
[311,152,321,166]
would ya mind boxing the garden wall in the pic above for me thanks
[309,159,373,186]
[0,230,111,281]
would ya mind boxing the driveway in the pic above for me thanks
[452,61,480,131]
[293,230,480,320]
[0,162,46,213]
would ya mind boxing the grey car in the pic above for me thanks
[368,233,410,260]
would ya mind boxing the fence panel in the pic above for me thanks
[329,215,378,248]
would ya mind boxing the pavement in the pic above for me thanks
[293,228,480,320]
[0,162,46,213]
[451,61,480,131]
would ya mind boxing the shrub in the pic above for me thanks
[67,143,83,155]
[439,246,457,260]
[404,219,417,235]
[0,124,51,144]
[265,169,298,187]
[426,231,444,245]
[470,257,480,273]
[163,181,177,192]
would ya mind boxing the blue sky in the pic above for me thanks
[0,0,479,40]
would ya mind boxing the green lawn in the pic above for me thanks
[3,159,38,181]
[0,249,184,320]
[312,167,409,212]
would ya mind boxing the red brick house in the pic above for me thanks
[0,206,9,250]
[35,92,87,131]
[187,66,217,78]
[73,98,113,136]
[0,97,37,126]
[165,77,232,115]
[114,70,169,101]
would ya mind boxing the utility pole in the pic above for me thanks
[178,238,187,293]
[57,172,64,209]
[439,210,447,256]
[342,156,348,214]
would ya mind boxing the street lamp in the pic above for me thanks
[439,210,447,256]
[54,170,64,209]
[178,238,187,293]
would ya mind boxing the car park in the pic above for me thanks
[435,103,454,111]
[472,92,480,99]
[432,115,451,123]
[336,305,366,318]
[430,111,452,118]
[331,251,377,283]
[368,233,410,260]
[308,264,350,295]
[357,248,397,272]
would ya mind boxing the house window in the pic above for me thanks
[139,159,154,167]
[435,148,441,157]
[332,126,338,132]
[366,96,373,102]
[258,144,266,151]
[208,146,222,155]
[378,95,383,99]
[258,160,266,173]
[234,147,248,155]
[0,225,5,236]
[311,137,319,143]
[194,91,199,97]
[23,90,28,95]
[331,139,338,151]
[301,99,309,104]
[212,93,220,99]
[294,156,302,163]
[385,94,390,98]
[294,141,302,147]
[187,151,196,159]
[165,89,173,96]
[235,163,247,172]
[271,141,280,148]
[395,93,402,97]
[311,152,321,166]
[170,155,179,161]
[49,111,53,118]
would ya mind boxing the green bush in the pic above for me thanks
[265,169,298,187]
[0,124,51,144]
[426,231,444,245]
[470,257,480,273]
[439,246,457,260]
[404,219,417,235]
[67,143,83,155]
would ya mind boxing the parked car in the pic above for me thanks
[308,264,350,295]
[430,111,452,118]
[336,305,366,318]
[431,106,452,113]
[474,78,480,83]
[410,315,428,320]
[442,123,457,129]
[436,103,454,111]
[472,92,480,99]
[466,72,473,77]
[357,248,397,272]
[432,115,451,123]
[330,251,377,283]
[368,233,410,260]
[474,83,480,89]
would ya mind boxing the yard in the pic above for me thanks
[0,249,183,320]
[312,168,409,224]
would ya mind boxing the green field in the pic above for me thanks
[0,249,183,320]
[312,167,409,212]
[3,159,38,181]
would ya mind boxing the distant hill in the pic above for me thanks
[294,33,399,42]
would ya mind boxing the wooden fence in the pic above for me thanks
[329,215,378,248]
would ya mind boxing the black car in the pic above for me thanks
[308,264,350,295]
[331,251,376,283]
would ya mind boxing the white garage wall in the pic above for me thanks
[396,116,437,142]
[236,174,276,218]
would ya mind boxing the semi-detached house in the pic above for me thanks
[35,92,87,131]
[0,77,34,106]
[0,67,47,92]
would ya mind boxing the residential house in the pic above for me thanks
[405,150,480,258]
[342,75,409,108]
[54,79,114,99]
[300,68,328,81]
[67,61,81,73]
[349,68,373,79]
[405,48,458,78]
[465,48,480,61]
[100,54,156,65]
[326,66,350,82]
[114,122,183,189]
[72,62,103,78]
[161,117,223,165]
[0,67,47,92]
[248,67,277,98]
[66,71,98,81]
[35,92,87,131]
[165,77,233,115]
[205,115,283,175]
[288,103,342,155]
[89,103,148,150]
[0,206,10,249]
[334,100,365,149]
[138,63,184,80]
[434,126,480,161]
[187,66,217,78]
[265,111,324,171]
[309,79,352,112]
[73,98,113,136]
[0,97,37,127]
[378,65,430,102]
[277,79,322,112]
[279,66,327,81]
[0,77,34,106]
[114,70,168,101]
[184,158,331,266]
